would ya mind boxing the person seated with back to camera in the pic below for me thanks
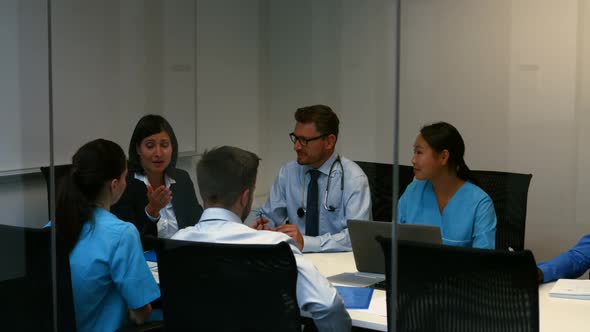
[54,139,160,332]
[172,145,352,332]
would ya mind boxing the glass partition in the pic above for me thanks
[0,0,54,330]
[24,0,589,330]
[0,0,400,330]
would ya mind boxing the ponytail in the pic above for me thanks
[55,139,127,253]
[56,172,93,253]
[456,159,479,187]
[420,122,480,187]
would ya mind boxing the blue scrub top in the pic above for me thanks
[398,179,497,249]
[69,208,160,332]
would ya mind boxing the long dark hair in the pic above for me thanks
[56,139,127,252]
[420,122,478,185]
[128,114,178,172]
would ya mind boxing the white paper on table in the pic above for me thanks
[549,279,590,300]
[367,296,387,317]
[147,261,159,284]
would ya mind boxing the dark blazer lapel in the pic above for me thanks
[168,168,185,228]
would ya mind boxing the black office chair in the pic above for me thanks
[472,170,533,251]
[355,161,414,222]
[0,224,76,331]
[154,239,301,332]
[377,237,539,332]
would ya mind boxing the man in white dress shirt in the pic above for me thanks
[172,146,351,332]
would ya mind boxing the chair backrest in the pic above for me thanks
[40,164,73,219]
[0,224,76,331]
[377,237,539,332]
[354,161,414,222]
[471,170,532,251]
[154,239,301,332]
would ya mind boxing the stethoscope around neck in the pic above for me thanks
[297,156,344,218]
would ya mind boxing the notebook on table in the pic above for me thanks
[549,279,590,300]
[327,220,441,288]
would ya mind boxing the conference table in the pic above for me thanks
[148,250,590,331]
[303,251,590,332]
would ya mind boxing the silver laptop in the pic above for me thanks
[327,220,441,287]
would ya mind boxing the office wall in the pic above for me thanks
[193,0,396,205]
[1,0,201,228]
[399,0,590,261]
[575,0,590,236]
[0,0,49,172]
[262,0,397,201]
[0,0,49,227]
[2,0,396,223]
[0,0,197,174]
[3,0,588,268]
[194,0,266,202]
[51,0,197,166]
[0,0,265,226]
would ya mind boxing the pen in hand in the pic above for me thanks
[254,210,274,231]
[257,210,264,229]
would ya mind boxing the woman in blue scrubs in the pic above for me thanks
[55,139,160,332]
[398,122,497,249]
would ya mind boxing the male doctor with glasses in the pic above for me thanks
[253,105,371,253]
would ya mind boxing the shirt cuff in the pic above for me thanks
[302,235,321,253]
[145,208,161,223]
[537,262,553,283]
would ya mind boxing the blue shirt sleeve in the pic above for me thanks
[261,166,289,227]
[538,234,590,283]
[472,196,497,249]
[397,182,413,224]
[110,225,161,309]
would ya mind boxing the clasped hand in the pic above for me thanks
[251,217,304,251]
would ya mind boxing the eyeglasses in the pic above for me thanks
[289,133,328,146]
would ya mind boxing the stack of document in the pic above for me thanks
[549,279,590,300]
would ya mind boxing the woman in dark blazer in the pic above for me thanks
[112,115,203,240]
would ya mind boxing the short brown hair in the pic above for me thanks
[294,105,339,138]
[197,146,260,208]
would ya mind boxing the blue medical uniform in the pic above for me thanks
[69,208,160,332]
[398,180,496,249]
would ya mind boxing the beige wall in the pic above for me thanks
[400,0,590,262]
[2,0,590,269]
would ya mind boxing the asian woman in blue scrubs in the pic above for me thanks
[398,122,497,249]
[55,139,160,332]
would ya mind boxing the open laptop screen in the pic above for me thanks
[347,220,441,274]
